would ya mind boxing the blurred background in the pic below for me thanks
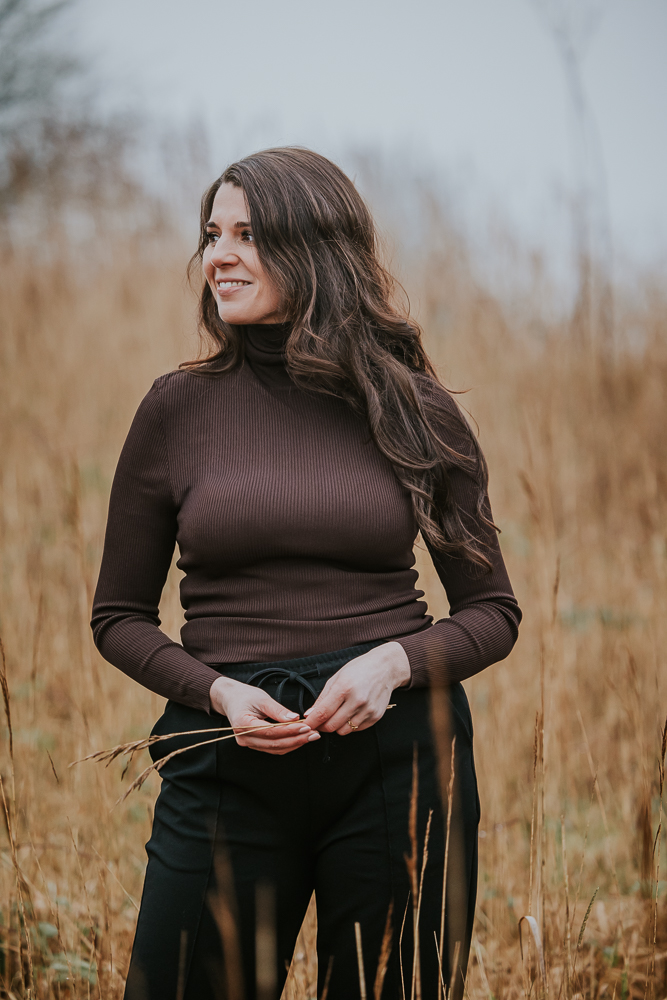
[0,0,666,997]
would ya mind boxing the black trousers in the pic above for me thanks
[125,643,480,1000]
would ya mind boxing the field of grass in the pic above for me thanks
[0,216,665,998]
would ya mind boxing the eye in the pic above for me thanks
[205,230,219,245]
[240,229,255,244]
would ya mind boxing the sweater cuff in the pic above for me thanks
[180,661,225,714]
[394,627,441,689]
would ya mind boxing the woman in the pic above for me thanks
[91,147,521,1000]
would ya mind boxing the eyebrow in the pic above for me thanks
[205,220,251,229]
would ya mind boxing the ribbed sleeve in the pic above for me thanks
[91,379,222,712]
[394,466,521,687]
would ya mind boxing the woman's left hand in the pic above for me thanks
[302,642,411,736]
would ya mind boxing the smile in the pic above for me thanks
[217,280,251,289]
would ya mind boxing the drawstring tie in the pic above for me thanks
[246,665,332,762]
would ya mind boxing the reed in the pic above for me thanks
[0,196,666,999]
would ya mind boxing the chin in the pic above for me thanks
[217,309,254,325]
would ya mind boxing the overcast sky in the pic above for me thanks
[71,0,667,265]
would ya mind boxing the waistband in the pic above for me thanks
[211,640,383,682]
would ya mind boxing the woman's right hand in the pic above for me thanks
[209,675,320,755]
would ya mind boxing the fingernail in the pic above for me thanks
[307,732,320,741]
[283,712,299,720]
[298,725,310,734]
[303,708,312,716]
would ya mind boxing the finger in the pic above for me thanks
[327,706,370,735]
[252,694,300,724]
[302,689,347,731]
[234,719,307,740]
[335,714,373,736]
[252,724,311,742]
[331,697,390,735]
[300,653,368,723]
[314,693,370,733]
[240,732,321,753]
[233,716,314,738]
[245,734,318,752]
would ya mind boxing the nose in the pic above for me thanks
[209,235,240,269]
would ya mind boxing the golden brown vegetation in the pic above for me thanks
[0,210,666,998]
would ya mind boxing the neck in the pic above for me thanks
[242,323,293,388]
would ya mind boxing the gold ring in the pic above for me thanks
[347,719,359,730]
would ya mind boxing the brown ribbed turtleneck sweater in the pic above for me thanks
[91,325,521,712]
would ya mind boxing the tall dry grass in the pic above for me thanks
[0,212,665,998]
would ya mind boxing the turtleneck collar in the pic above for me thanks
[242,323,294,388]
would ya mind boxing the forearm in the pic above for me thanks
[93,616,223,712]
[394,598,520,688]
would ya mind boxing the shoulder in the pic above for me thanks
[151,369,203,399]
[149,368,241,412]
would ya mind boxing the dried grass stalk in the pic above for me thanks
[355,921,368,1000]
[0,633,35,992]
[399,891,411,1000]
[70,720,298,807]
[561,814,571,996]
[373,901,394,1000]
[450,940,461,999]
[71,720,293,767]
[649,717,667,984]
[438,736,456,1000]
[433,933,447,997]
[519,914,547,983]
[320,955,334,1000]
[405,745,420,1000]
[411,809,433,1000]
[472,935,493,999]
[577,887,599,951]
[210,847,245,1000]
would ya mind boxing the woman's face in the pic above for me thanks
[203,183,285,325]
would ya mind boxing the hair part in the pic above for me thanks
[183,146,493,569]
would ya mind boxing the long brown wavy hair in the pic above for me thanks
[183,146,492,568]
